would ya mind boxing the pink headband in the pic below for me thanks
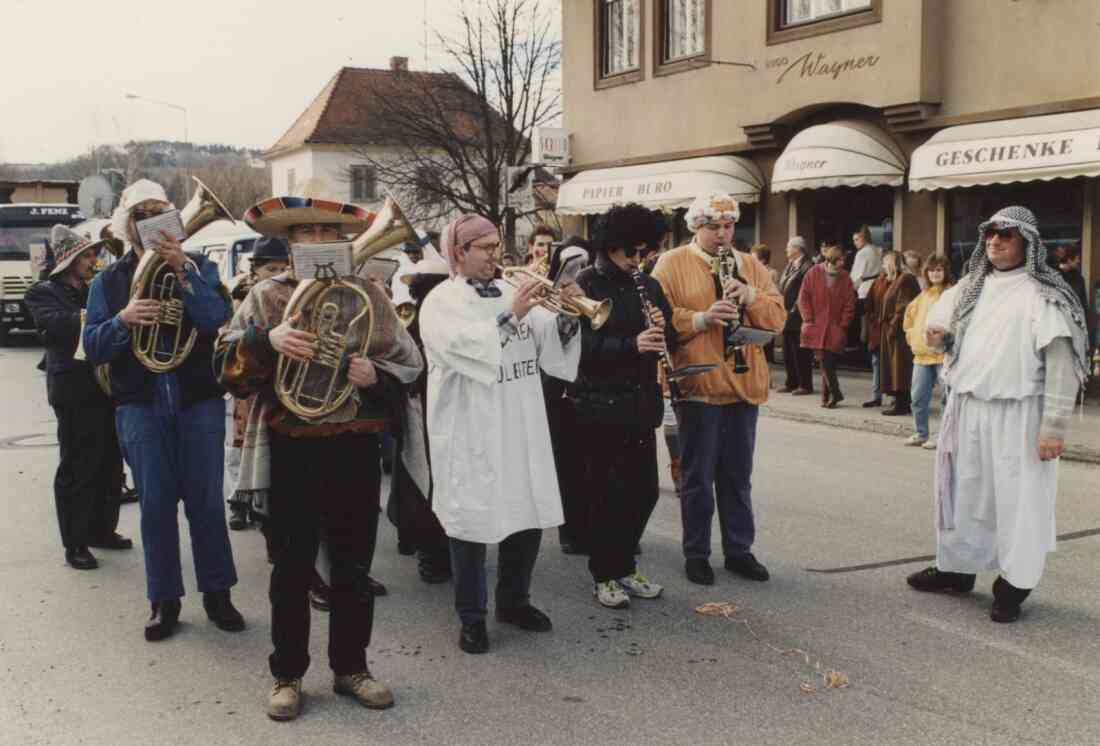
[441,214,498,271]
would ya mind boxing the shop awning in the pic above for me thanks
[909,109,1100,191]
[556,155,764,215]
[771,119,907,192]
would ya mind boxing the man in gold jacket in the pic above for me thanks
[652,194,786,586]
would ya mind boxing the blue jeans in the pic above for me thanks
[676,401,759,560]
[910,363,942,439]
[870,351,881,400]
[116,395,237,602]
[448,529,541,625]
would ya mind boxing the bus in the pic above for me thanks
[0,203,85,344]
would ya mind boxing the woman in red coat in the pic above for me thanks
[797,244,856,408]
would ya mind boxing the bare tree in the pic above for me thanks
[347,0,560,256]
[188,158,271,217]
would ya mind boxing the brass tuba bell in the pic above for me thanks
[351,193,419,268]
[130,177,234,373]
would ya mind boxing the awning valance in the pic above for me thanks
[771,119,907,192]
[909,109,1100,191]
[556,155,764,216]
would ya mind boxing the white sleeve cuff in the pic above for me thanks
[692,312,708,332]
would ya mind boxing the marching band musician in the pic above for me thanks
[215,196,426,721]
[82,180,242,642]
[25,226,131,571]
[567,204,672,609]
[420,214,581,655]
[652,194,786,586]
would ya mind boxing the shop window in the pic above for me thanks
[595,0,644,89]
[947,179,1084,279]
[766,0,880,45]
[350,165,377,202]
[656,0,710,76]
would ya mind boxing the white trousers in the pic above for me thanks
[936,395,1058,589]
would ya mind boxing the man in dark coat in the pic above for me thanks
[25,226,131,570]
[777,236,814,395]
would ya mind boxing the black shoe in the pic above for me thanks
[862,398,882,408]
[145,599,181,642]
[905,566,976,593]
[119,485,140,504]
[495,604,552,632]
[397,541,416,556]
[203,590,245,632]
[89,532,133,550]
[228,506,249,531]
[724,553,770,582]
[990,576,1031,623]
[417,550,452,584]
[309,586,331,612]
[459,621,489,654]
[882,406,911,416]
[684,558,714,585]
[65,547,98,570]
[364,576,388,597]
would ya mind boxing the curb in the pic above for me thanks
[761,403,1100,466]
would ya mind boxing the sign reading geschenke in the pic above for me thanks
[911,125,1100,187]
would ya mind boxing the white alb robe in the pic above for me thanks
[927,268,1074,588]
[421,277,580,544]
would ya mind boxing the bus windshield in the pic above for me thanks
[0,227,48,261]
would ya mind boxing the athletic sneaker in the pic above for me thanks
[903,433,927,446]
[617,570,663,599]
[922,438,937,450]
[593,580,630,609]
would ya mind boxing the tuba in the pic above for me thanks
[274,193,417,421]
[130,177,233,373]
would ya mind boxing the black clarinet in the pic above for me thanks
[711,247,749,374]
[631,269,681,402]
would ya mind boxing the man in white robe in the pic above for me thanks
[906,206,1089,623]
[421,214,581,653]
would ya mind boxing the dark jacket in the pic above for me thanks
[24,278,110,409]
[779,258,811,333]
[83,250,229,409]
[567,256,675,429]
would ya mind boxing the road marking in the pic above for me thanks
[806,529,1100,573]
[0,432,58,449]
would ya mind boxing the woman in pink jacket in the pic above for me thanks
[797,244,856,408]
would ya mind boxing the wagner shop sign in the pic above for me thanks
[766,50,880,85]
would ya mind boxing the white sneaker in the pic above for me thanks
[903,434,927,446]
[594,580,630,608]
[921,438,937,450]
[617,570,664,599]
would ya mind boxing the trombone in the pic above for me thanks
[497,264,612,330]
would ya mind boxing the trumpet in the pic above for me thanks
[498,264,612,330]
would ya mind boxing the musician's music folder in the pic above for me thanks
[291,242,354,280]
[135,210,186,249]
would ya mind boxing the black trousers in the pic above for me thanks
[817,350,842,402]
[781,330,814,392]
[583,424,659,583]
[550,398,590,549]
[267,430,381,680]
[52,403,121,550]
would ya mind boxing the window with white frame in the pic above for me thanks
[350,165,377,202]
[663,0,706,62]
[783,0,871,27]
[601,0,641,77]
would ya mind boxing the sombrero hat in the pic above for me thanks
[243,196,373,237]
[49,225,107,277]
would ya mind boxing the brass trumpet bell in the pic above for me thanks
[499,265,611,330]
[395,301,417,328]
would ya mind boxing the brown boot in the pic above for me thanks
[334,671,394,710]
[268,678,302,721]
[669,457,682,498]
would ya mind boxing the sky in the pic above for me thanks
[1,0,477,164]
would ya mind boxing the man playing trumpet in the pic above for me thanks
[216,196,425,721]
[420,214,581,654]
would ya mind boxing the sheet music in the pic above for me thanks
[136,210,186,250]
[291,241,354,280]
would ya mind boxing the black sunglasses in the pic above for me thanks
[983,226,1018,241]
[623,246,654,259]
[131,209,163,222]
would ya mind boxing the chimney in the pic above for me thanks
[390,56,409,72]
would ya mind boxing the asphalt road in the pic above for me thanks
[1,343,1098,746]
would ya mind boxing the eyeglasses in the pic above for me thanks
[131,209,164,222]
[983,226,1018,241]
[623,247,654,259]
[468,240,501,252]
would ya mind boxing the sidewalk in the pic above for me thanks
[762,364,1100,465]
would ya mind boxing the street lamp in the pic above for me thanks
[125,93,191,198]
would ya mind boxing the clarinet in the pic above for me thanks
[711,246,749,374]
[631,269,681,403]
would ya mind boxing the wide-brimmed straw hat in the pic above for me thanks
[49,225,106,277]
[399,242,450,286]
[243,196,373,237]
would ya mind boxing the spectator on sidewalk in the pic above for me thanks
[777,237,814,395]
[797,243,855,409]
[752,244,779,365]
[903,250,927,290]
[902,255,953,448]
[850,225,883,355]
[862,251,895,408]
[880,251,921,416]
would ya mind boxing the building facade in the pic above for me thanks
[559,0,1100,298]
